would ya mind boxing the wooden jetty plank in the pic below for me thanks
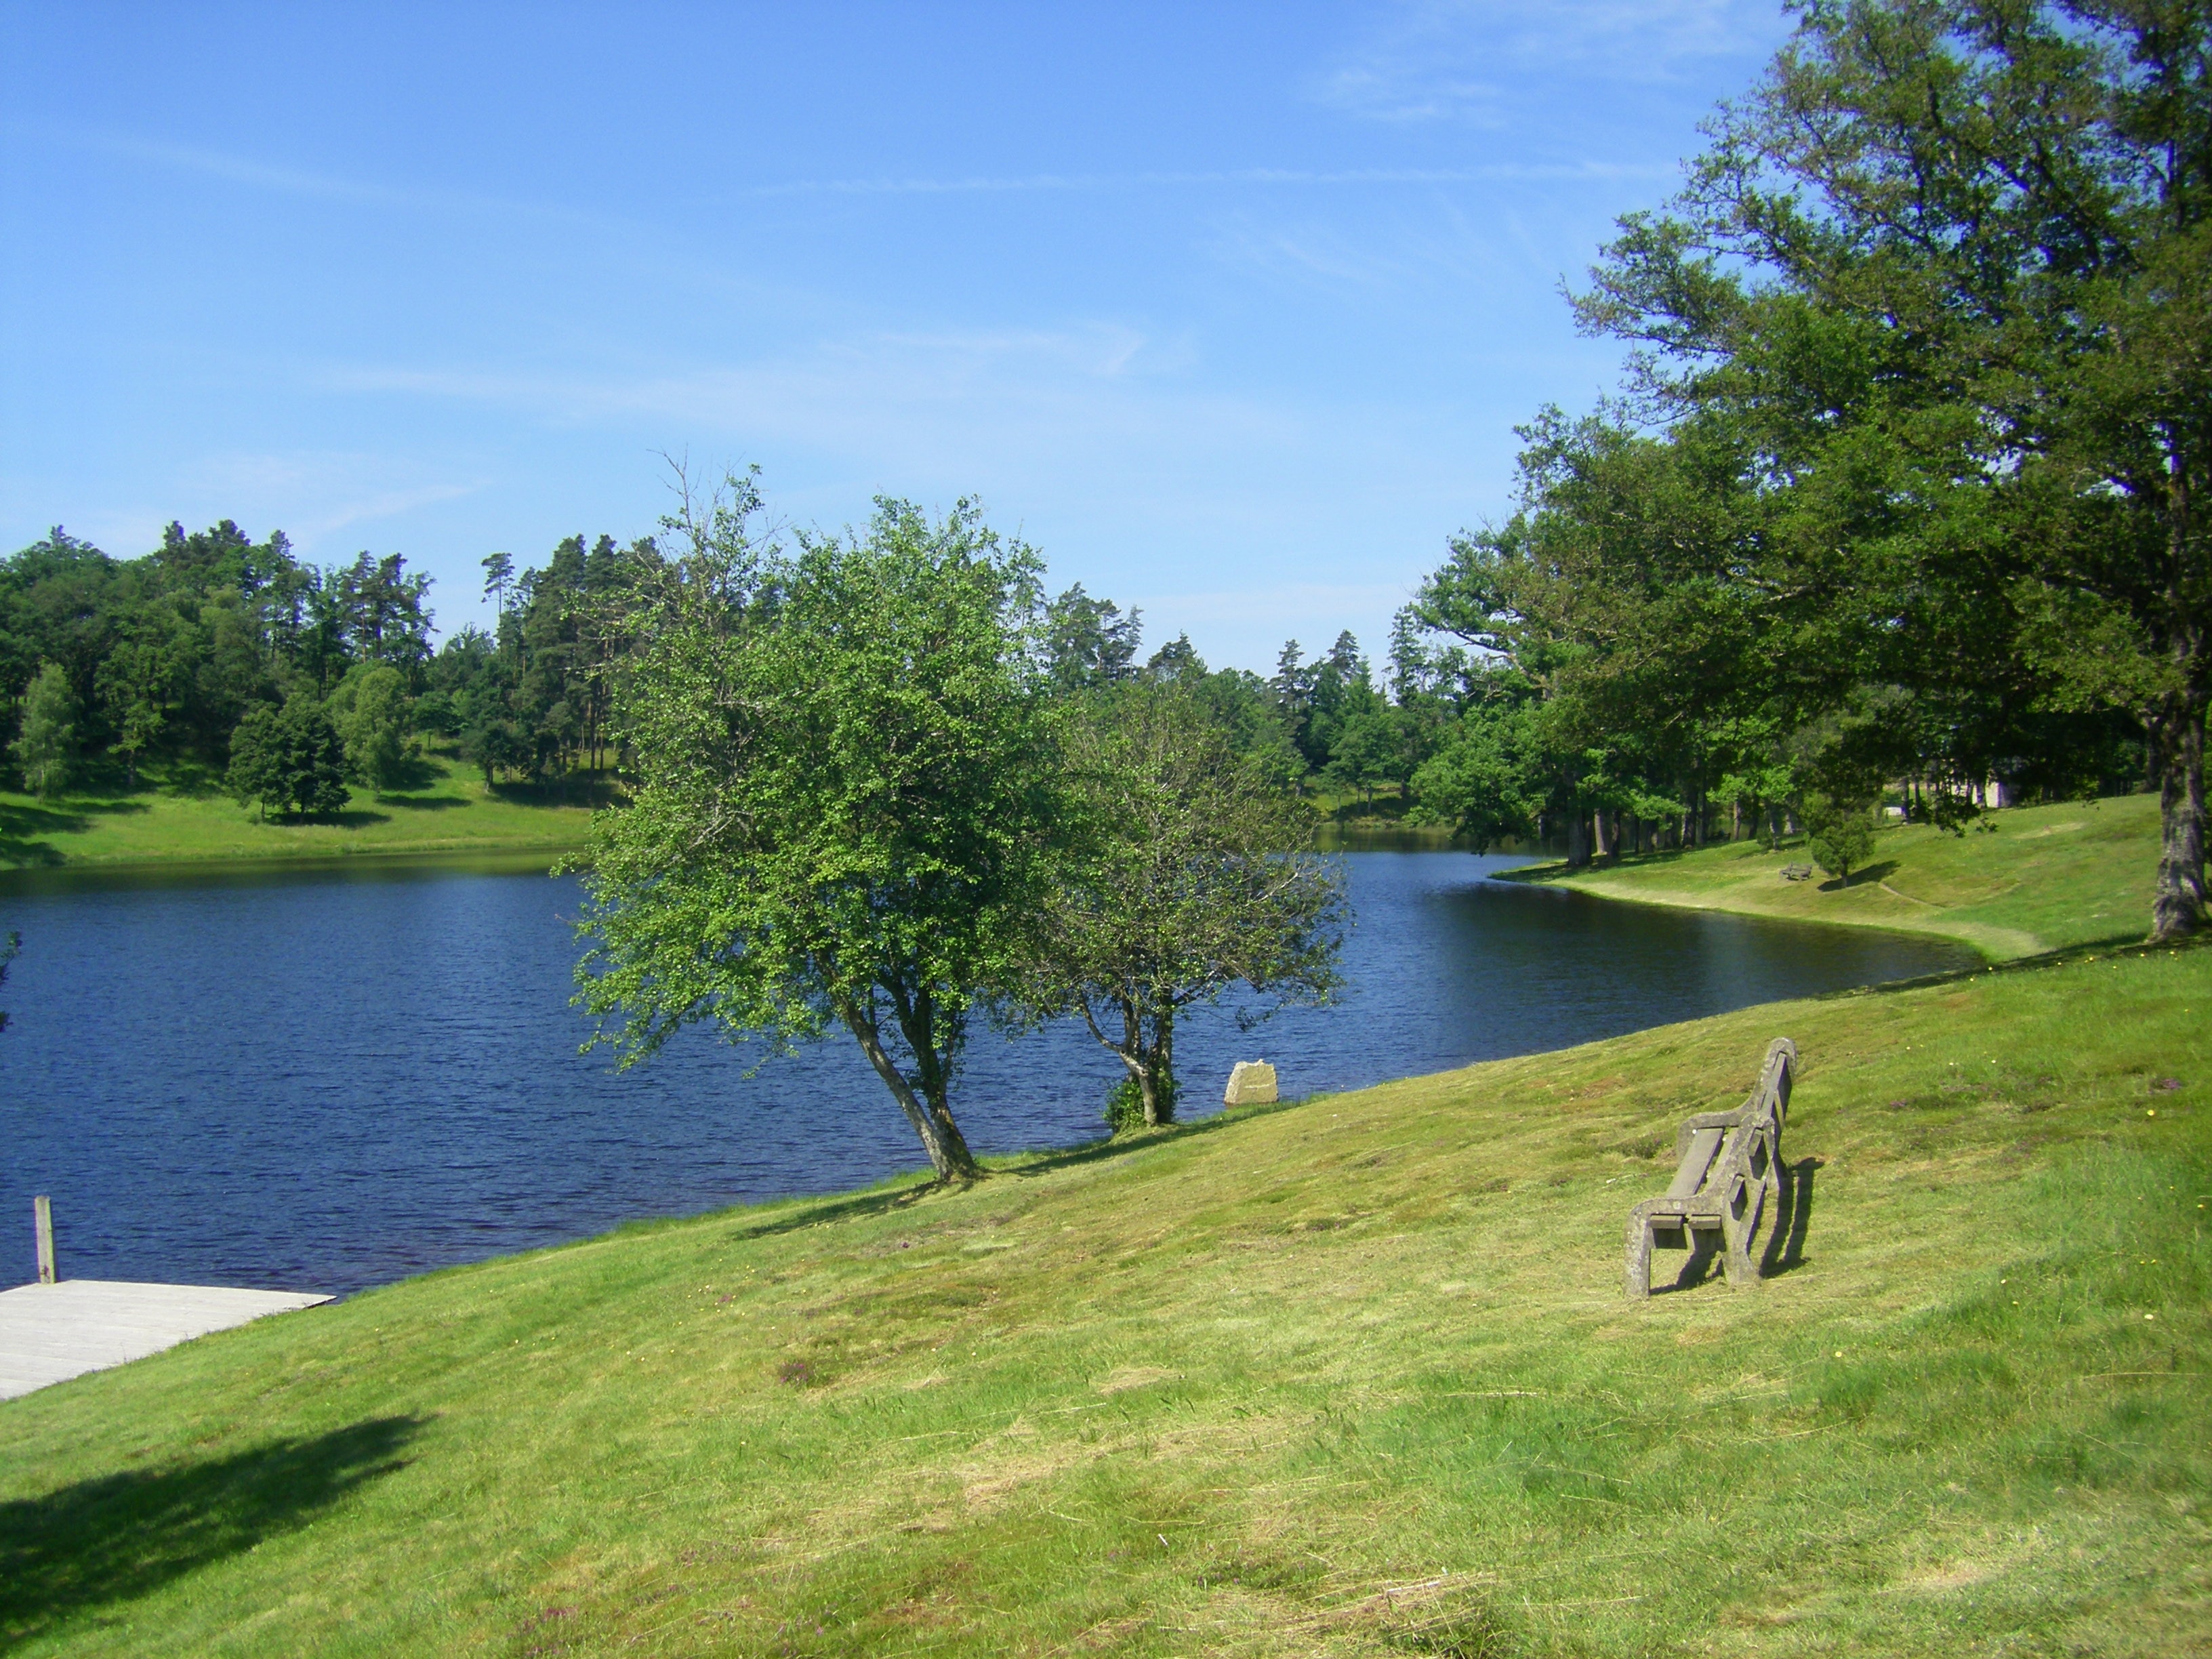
[0,1279,332,1401]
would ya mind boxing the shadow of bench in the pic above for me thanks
[1624,1037,1795,1298]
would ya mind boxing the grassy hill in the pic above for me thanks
[0,752,600,869]
[3,921,2204,1650]
[1508,794,2163,962]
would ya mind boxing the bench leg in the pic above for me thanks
[1624,1207,1656,1300]
[1720,1216,1755,1286]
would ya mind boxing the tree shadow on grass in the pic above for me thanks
[0,1414,426,1647]
[376,792,468,811]
[710,1100,1313,1244]
[260,808,390,829]
[488,776,624,811]
[0,796,155,866]
[1817,861,1899,893]
[0,801,87,867]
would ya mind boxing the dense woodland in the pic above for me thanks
[0,516,1438,816]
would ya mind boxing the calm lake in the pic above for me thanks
[0,853,1972,1294]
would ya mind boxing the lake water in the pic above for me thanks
[0,853,1971,1294]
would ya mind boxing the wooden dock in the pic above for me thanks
[0,1279,333,1401]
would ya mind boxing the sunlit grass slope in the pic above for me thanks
[1513,794,2161,960]
[3,937,2206,1656]
[0,753,597,869]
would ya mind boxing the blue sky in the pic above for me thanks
[0,2,1791,673]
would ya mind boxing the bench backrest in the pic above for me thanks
[1663,1038,1795,1205]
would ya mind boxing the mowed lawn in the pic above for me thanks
[0,754,598,869]
[2,935,2205,1655]
[1515,794,2162,961]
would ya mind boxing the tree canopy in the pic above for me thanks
[1012,684,1348,1129]
[574,483,1057,1180]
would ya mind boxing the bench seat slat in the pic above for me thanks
[1665,1128,1724,1200]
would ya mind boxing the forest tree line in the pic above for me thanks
[0,514,1451,817]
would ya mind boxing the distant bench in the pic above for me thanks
[1624,1038,1795,1298]
[1780,863,1814,882]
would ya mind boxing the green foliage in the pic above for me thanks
[1103,1066,1176,1133]
[439,532,644,784]
[1012,683,1347,1130]
[225,695,350,819]
[1040,582,1141,690]
[577,483,1053,1180]
[0,523,434,785]
[12,663,76,796]
[1803,790,1879,882]
[1565,0,2211,933]
[327,665,412,792]
[1408,691,1548,851]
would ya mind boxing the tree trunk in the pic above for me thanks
[2148,691,2207,941]
[838,1000,981,1180]
[1566,811,1591,867]
[1147,1006,1175,1126]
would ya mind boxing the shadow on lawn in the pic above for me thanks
[718,1099,1311,1243]
[0,1414,426,1645]
[1817,861,1899,893]
[1648,1156,1820,1295]
[1764,1157,1820,1277]
[0,795,152,866]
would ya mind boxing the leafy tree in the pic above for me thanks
[96,623,180,787]
[1014,685,1348,1129]
[575,486,1054,1181]
[1,520,437,779]
[1042,583,1143,690]
[329,665,412,792]
[1575,0,2212,937]
[1323,708,1400,806]
[1410,692,1551,852]
[226,695,350,819]
[12,663,75,796]
[1804,790,1879,884]
[1143,632,1204,683]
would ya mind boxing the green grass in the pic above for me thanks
[1509,793,2163,961]
[4,933,2206,1654]
[0,753,600,869]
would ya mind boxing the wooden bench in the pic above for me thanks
[1780,863,1814,881]
[1624,1038,1795,1298]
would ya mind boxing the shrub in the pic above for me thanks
[1804,789,1878,881]
[1106,1068,1178,1134]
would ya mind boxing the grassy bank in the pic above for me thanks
[1506,793,2162,961]
[0,754,600,869]
[3,928,2205,1654]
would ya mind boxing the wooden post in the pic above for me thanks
[34,1195,56,1284]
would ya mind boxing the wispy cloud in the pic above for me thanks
[720,160,1670,201]
[187,452,486,554]
[1319,0,1788,124]
[321,323,1218,448]
[20,125,632,234]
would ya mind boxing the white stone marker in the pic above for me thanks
[1223,1060,1277,1105]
